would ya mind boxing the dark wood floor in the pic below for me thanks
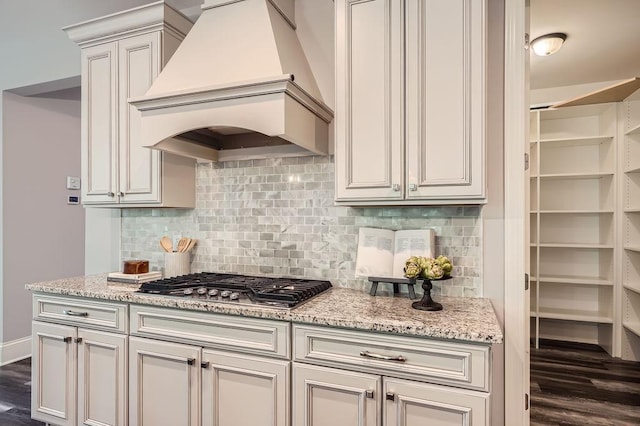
[0,358,43,425]
[531,340,640,426]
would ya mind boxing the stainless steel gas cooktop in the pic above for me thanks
[136,272,332,309]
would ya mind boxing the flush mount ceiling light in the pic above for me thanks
[531,33,567,56]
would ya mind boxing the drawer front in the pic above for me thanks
[33,294,127,332]
[130,304,290,359]
[293,324,490,391]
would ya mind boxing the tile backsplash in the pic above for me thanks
[121,156,482,297]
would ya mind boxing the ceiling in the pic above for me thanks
[169,0,640,91]
[530,0,640,90]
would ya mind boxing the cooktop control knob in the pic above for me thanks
[208,289,218,297]
[220,290,231,298]
[183,288,193,296]
[196,287,208,295]
[230,292,240,300]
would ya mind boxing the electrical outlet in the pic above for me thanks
[66,176,81,190]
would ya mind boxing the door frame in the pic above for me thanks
[504,0,528,424]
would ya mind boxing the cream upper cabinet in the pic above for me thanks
[66,3,196,208]
[335,0,486,205]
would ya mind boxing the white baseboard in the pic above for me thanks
[0,336,31,365]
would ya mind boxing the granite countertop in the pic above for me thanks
[25,274,503,344]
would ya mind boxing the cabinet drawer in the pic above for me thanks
[130,304,290,359]
[293,324,490,391]
[33,294,127,332]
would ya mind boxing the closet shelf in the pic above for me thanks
[538,135,613,145]
[537,243,613,249]
[623,284,640,296]
[625,246,640,253]
[623,322,640,338]
[624,166,640,174]
[539,172,614,180]
[536,309,613,324]
[626,122,640,135]
[532,275,613,286]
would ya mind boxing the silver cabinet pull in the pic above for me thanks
[75,337,83,344]
[187,358,196,366]
[107,192,115,197]
[386,392,396,401]
[360,350,406,362]
[63,310,88,317]
[201,361,210,369]
[365,390,374,399]
[409,183,418,191]
[118,192,125,197]
[392,184,401,192]
[63,336,72,343]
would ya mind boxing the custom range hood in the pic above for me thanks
[129,0,333,162]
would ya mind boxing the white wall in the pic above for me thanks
[0,0,199,354]
[2,88,85,344]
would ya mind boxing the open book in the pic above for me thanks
[355,227,435,279]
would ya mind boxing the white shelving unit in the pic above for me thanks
[620,88,640,361]
[530,103,617,354]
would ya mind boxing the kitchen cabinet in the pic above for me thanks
[31,295,128,426]
[64,2,196,207]
[129,304,290,426]
[334,0,486,205]
[292,325,490,426]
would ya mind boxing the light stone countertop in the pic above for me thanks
[25,274,503,344]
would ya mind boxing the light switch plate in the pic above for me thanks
[66,176,81,190]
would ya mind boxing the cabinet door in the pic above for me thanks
[118,32,162,204]
[202,349,290,426]
[81,42,119,205]
[292,363,380,426]
[384,377,488,426]
[129,336,200,426]
[335,0,404,201]
[31,321,77,426]
[405,0,486,201]
[77,329,127,426]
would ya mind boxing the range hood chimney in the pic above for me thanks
[130,0,333,162]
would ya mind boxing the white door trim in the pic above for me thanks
[0,336,31,366]
[504,0,528,424]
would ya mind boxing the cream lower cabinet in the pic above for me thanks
[128,304,291,426]
[292,325,490,426]
[128,336,290,426]
[64,3,196,207]
[31,295,128,426]
[335,0,486,205]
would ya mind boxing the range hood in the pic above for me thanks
[129,0,333,162]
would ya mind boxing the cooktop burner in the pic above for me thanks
[136,272,332,308]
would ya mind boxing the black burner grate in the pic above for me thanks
[137,272,332,307]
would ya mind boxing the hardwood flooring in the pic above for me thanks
[0,358,43,426]
[531,340,640,426]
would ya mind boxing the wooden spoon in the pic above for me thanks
[160,236,173,252]
[177,237,190,253]
[184,239,197,253]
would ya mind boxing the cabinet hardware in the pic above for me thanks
[118,192,125,197]
[409,183,418,191]
[525,273,529,291]
[392,184,401,192]
[201,361,210,369]
[107,192,115,197]
[359,350,406,362]
[63,336,72,343]
[365,390,374,399]
[63,310,89,317]
[187,358,196,366]
[385,392,395,401]
[75,337,83,344]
